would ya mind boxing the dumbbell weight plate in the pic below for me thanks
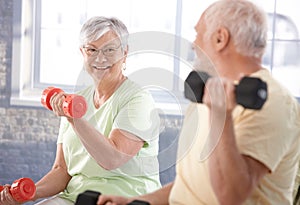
[63,95,87,118]
[236,76,268,110]
[75,190,101,205]
[10,178,36,202]
[184,71,210,103]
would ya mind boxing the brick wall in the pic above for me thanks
[0,107,60,185]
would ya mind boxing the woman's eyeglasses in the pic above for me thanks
[83,44,122,58]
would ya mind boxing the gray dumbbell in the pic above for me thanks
[74,190,150,205]
[184,71,268,109]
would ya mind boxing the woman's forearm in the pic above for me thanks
[33,166,71,201]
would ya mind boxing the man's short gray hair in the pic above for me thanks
[204,0,268,58]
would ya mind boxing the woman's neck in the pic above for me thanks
[93,75,127,108]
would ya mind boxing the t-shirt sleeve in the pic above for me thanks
[57,117,69,144]
[235,98,298,172]
[112,90,160,143]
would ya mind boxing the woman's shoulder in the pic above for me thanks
[111,79,155,109]
[119,78,152,98]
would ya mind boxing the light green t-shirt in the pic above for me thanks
[57,79,161,202]
[170,69,300,205]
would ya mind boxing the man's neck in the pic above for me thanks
[219,54,263,81]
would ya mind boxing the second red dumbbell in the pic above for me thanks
[41,87,87,118]
[0,177,36,203]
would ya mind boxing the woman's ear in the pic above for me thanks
[123,45,129,56]
[214,27,230,51]
[122,45,128,64]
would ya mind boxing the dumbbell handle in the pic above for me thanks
[0,178,36,202]
[184,71,268,109]
[41,87,87,118]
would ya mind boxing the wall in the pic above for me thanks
[0,0,60,190]
[0,2,60,205]
[0,0,12,106]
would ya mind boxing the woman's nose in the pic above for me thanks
[94,52,107,62]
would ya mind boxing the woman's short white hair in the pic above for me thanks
[79,16,129,48]
[204,0,268,58]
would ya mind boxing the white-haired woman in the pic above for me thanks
[0,16,161,205]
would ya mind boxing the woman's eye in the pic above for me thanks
[105,48,115,53]
[88,48,97,53]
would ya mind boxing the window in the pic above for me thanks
[11,0,300,111]
[12,0,185,115]
[266,0,300,97]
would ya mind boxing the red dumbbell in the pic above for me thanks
[41,87,87,118]
[0,177,36,202]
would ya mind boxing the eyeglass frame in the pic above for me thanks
[82,43,123,58]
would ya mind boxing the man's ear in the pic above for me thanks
[214,27,230,51]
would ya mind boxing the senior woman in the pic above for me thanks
[0,17,161,205]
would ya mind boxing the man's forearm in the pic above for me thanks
[208,114,253,204]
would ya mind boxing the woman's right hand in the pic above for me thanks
[49,92,67,117]
[0,186,21,205]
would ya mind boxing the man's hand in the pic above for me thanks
[97,194,131,205]
[203,77,236,114]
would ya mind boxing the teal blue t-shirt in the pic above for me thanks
[57,79,161,202]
